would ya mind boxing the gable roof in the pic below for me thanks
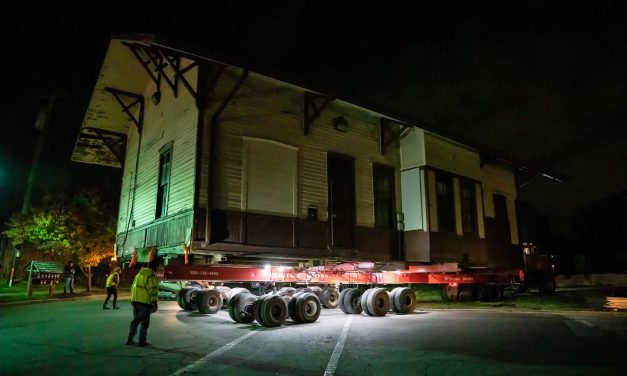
[73,33,564,182]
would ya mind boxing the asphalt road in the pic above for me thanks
[1,298,626,376]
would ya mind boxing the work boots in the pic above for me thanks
[126,334,135,345]
[103,304,110,310]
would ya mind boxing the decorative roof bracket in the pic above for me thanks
[380,118,409,155]
[123,42,199,103]
[104,87,144,132]
[82,127,127,164]
[303,92,333,135]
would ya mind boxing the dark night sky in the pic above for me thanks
[1,1,627,252]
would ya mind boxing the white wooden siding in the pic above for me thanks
[208,68,401,227]
[424,133,482,180]
[116,60,198,231]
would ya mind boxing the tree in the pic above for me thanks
[70,189,116,291]
[3,188,116,290]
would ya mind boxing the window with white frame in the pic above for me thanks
[241,137,298,216]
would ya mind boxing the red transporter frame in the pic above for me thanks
[163,263,517,287]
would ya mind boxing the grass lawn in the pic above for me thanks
[411,284,625,311]
[0,281,91,303]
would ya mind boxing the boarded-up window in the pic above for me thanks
[242,137,298,216]
[373,164,395,228]
[156,143,173,219]
[436,172,455,232]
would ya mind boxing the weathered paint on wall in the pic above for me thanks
[424,133,482,180]
[116,57,198,252]
[207,68,402,227]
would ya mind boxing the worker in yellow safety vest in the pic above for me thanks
[126,260,159,346]
[103,266,121,310]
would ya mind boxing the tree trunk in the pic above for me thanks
[87,266,92,292]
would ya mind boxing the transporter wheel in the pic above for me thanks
[481,284,499,302]
[470,285,483,301]
[344,288,364,314]
[253,298,267,326]
[228,287,250,301]
[259,295,288,327]
[389,287,403,312]
[197,289,223,314]
[290,292,321,324]
[339,288,351,314]
[367,288,390,317]
[296,287,313,294]
[514,283,528,293]
[288,292,305,322]
[278,287,297,297]
[360,288,376,316]
[227,292,243,322]
[320,287,340,309]
[177,291,186,310]
[309,286,323,297]
[538,278,556,294]
[440,284,459,302]
[237,293,258,323]
[215,286,231,307]
[178,286,200,311]
[393,287,416,314]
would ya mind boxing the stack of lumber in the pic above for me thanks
[605,297,627,311]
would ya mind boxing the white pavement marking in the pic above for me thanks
[563,318,604,338]
[323,316,353,376]
[575,318,594,327]
[170,329,259,376]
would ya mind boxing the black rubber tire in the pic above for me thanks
[538,278,556,294]
[227,292,243,322]
[288,292,305,323]
[278,287,297,297]
[360,288,375,316]
[197,289,223,314]
[179,286,200,311]
[345,288,364,314]
[228,287,250,301]
[320,287,340,309]
[260,295,287,327]
[310,286,323,297]
[237,293,258,323]
[215,286,231,307]
[481,284,497,302]
[295,293,321,323]
[472,285,484,301]
[393,287,416,314]
[253,297,267,326]
[177,291,186,310]
[339,288,351,314]
[389,287,403,313]
[514,283,527,293]
[295,287,314,294]
[367,288,390,317]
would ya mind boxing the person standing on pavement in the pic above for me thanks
[127,259,159,347]
[103,266,121,310]
[63,261,75,294]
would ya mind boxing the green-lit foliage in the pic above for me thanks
[3,189,116,291]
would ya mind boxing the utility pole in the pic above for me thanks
[21,92,58,214]
[8,92,62,287]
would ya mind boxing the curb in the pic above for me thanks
[0,291,131,307]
